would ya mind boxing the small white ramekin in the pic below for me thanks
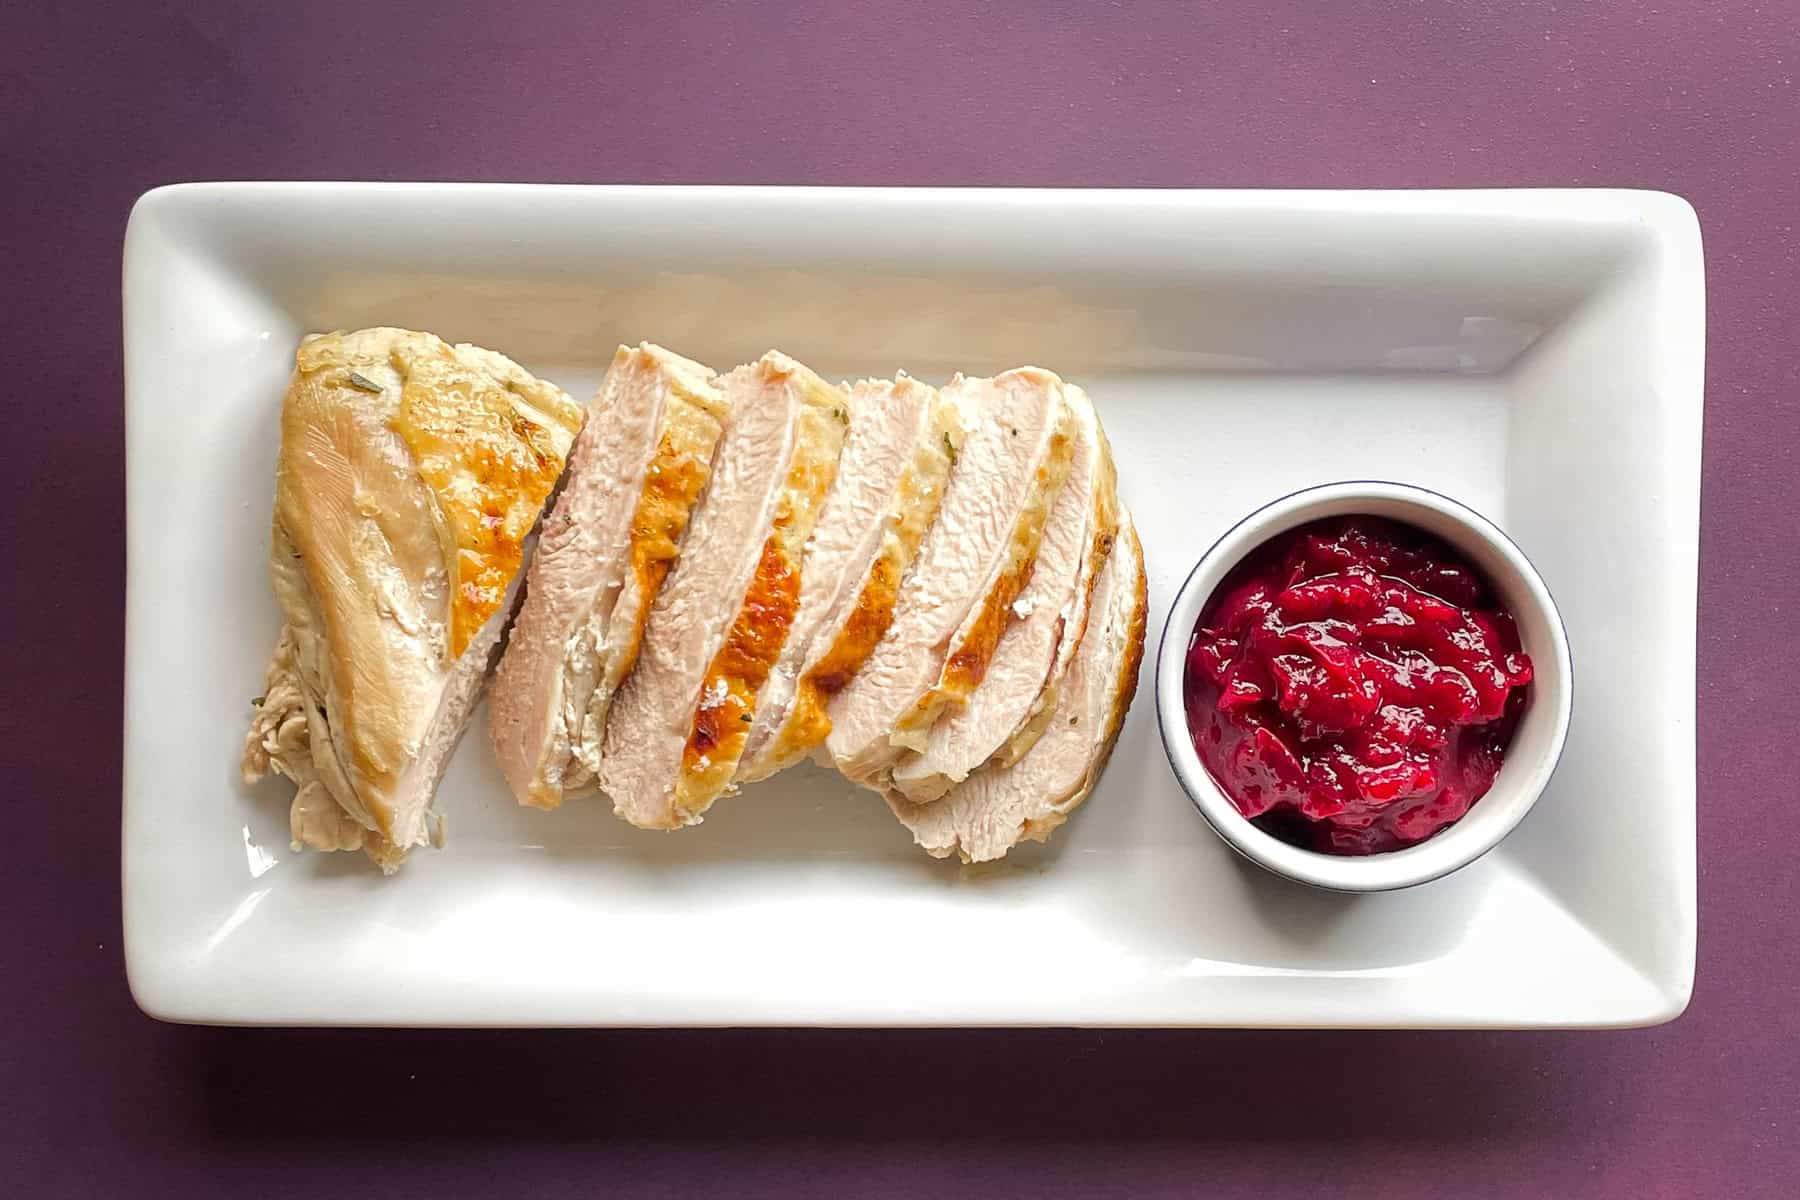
[1156,481,1573,892]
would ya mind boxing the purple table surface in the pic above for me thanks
[4,1,1795,1195]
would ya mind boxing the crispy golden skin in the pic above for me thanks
[378,338,583,657]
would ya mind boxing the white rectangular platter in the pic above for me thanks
[122,186,1701,1027]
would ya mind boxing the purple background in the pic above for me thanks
[4,1,1795,1195]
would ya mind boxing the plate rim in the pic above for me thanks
[120,183,1703,1028]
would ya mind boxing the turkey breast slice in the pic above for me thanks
[735,374,957,785]
[886,516,1146,863]
[888,383,1119,801]
[487,344,728,810]
[825,368,1076,784]
[241,327,582,871]
[597,351,848,829]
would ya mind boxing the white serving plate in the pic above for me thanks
[122,185,1702,1027]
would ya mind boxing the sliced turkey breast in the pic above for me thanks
[886,517,1146,862]
[888,383,1119,801]
[487,344,728,811]
[241,328,582,871]
[735,374,958,784]
[597,352,848,829]
[825,368,1076,783]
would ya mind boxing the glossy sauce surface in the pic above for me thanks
[1185,518,1533,854]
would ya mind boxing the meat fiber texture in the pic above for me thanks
[886,519,1146,862]
[487,344,728,812]
[736,373,957,784]
[556,356,1142,860]
[595,352,850,830]
[887,383,1120,802]
[824,368,1079,784]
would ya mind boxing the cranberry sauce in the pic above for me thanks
[1184,518,1533,855]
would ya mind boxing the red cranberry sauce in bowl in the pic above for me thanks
[1183,517,1534,855]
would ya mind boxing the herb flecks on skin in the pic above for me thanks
[347,371,384,394]
[943,432,958,465]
